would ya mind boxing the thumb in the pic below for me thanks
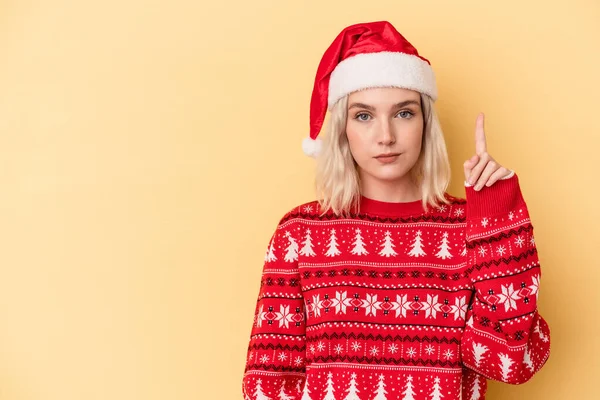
[463,155,479,180]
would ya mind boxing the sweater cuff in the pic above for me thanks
[465,171,526,218]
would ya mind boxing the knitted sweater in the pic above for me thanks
[242,173,550,400]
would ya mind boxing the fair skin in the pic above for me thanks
[346,87,423,203]
[345,87,511,202]
[463,112,513,191]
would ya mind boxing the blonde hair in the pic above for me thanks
[314,92,451,217]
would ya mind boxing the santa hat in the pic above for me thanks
[302,21,438,157]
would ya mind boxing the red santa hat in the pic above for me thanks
[302,21,438,157]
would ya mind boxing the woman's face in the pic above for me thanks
[345,87,424,185]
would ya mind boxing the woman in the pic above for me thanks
[242,21,550,400]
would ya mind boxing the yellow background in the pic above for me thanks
[0,1,598,399]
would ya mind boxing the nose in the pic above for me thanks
[377,119,396,145]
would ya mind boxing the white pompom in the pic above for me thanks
[302,136,322,158]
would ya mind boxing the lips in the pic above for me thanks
[375,153,401,158]
[375,153,401,164]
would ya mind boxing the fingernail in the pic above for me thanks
[475,185,481,191]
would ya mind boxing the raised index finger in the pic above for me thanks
[475,112,487,155]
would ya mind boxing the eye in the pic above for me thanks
[397,110,414,119]
[355,113,371,121]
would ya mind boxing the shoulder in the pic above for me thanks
[273,199,343,228]
[285,200,323,216]
[278,200,330,222]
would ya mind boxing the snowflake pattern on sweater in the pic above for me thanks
[242,173,550,400]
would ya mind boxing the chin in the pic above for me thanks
[365,166,412,182]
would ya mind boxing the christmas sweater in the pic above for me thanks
[242,173,551,400]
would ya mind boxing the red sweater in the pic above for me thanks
[242,173,550,400]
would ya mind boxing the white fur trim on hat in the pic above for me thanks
[302,136,322,158]
[327,51,438,110]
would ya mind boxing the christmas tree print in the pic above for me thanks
[460,244,467,257]
[277,382,293,400]
[325,229,341,257]
[523,344,535,373]
[498,353,515,381]
[284,232,298,262]
[300,377,313,400]
[408,230,427,257]
[265,239,277,262]
[469,376,482,400]
[466,315,474,328]
[472,343,489,368]
[299,229,316,257]
[323,372,336,400]
[401,375,416,400]
[342,372,362,400]
[351,228,369,255]
[253,379,272,400]
[435,232,453,259]
[429,377,444,400]
[534,319,550,343]
[378,230,397,257]
[372,374,388,400]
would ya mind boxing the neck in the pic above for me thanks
[359,173,421,203]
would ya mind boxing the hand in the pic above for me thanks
[463,113,512,191]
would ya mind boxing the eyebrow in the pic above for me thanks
[348,100,420,111]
